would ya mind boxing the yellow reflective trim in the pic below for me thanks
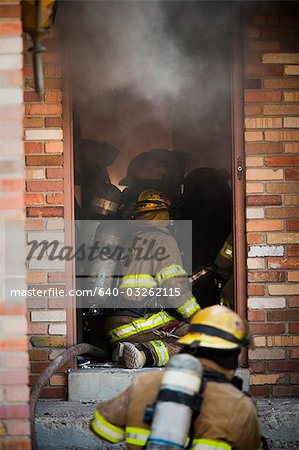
[107,311,175,343]
[192,438,232,450]
[120,274,156,289]
[126,426,150,446]
[91,410,125,443]
[150,340,169,366]
[220,241,233,261]
[155,264,187,285]
[177,297,200,319]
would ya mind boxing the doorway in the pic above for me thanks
[60,1,245,350]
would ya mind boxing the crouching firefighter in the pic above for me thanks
[102,189,200,369]
[91,305,262,450]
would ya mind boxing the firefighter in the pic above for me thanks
[215,232,234,307]
[91,305,261,450]
[119,148,190,219]
[102,189,200,369]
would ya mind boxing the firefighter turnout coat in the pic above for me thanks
[91,357,261,450]
[104,224,200,365]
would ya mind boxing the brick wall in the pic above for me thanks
[23,28,68,398]
[244,3,299,396]
[0,1,31,448]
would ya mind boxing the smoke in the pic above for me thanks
[58,1,233,172]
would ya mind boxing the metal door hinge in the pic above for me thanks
[237,157,243,180]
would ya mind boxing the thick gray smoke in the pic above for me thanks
[58,1,233,174]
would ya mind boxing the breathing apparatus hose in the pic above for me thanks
[30,343,110,450]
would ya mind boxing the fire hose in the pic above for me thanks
[30,343,110,450]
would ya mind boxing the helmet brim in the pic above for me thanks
[178,332,241,350]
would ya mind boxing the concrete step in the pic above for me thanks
[68,363,249,402]
[35,398,299,449]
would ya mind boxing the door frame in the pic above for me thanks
[63,3,248,366]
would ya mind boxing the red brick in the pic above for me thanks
[27,322,48,335]
[24,194,44,206]
[246,142,282,155]
[290,373,299,384]
[0,179,24,192]
[249,361,267,373]
[0,195,23,210]
[250,386,271,396]
[46,193,64,204]
[45,117,63,127]
[25,103,62,116]
[25,155,63,166]
[281,40,299,51]
[26,207,64,217]
[23,66,34,78]
[0,439,31,450]
[247,232,265,244]
[24,142,43,154]
[264,156,299,167]
[245,64,283,77]
[287,220,299,231]
[0,21,22,36]
[245,105,263,116]
[246,79,262,90]
[247,40,280,52]
[46,168,63,179]
[48,272,65,283]
[29,349,48,361]
[40,387,66,399]
[245,52,262,64]
[286,169,299,180]
[23,91,40,102]
[247,195,282,206]
[265,207,299,219]
[289,323,299,334]
[0,5,21,18]
[247,310,265,321]
[45,142,63,153]
[44,78,62,89]
[245,91,281,103]
[247,285,265,297]
[268,360,299,372]
[25,219,44,231]
[268,257,299,269]
[23,117,44,128]
[267,310,299,322]
[44,64,62,78]
[26,180,64,192]
[0,405,30,420]
[289,297,299,308]
[248,271,285,282]
[45,91,62,103]
[30,362,50,373]
[251,323,285,335]
[273,385,299,396]
[288,246,299,256]
[291,349,299,359]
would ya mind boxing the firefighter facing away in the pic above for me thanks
[103,189,200,369]
[91,305,261,450]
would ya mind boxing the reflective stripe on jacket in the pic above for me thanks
[92,358,261,450]
[115,226,200,320]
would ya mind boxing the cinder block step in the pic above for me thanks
[35,398,299,449]
[68,363,163,402]
[68,363,249,402]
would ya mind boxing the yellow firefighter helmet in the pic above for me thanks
[178,305,252,350]
[133,189,171,219]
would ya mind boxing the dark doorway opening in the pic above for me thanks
[60,1,236,346]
